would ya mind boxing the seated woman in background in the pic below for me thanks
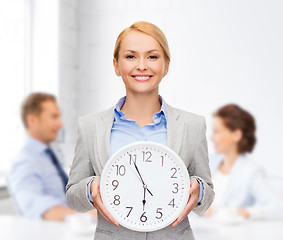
[207,104,283,220]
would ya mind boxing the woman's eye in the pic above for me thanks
[149,55,158,59]
[126,55,135,59]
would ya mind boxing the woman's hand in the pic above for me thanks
[90,178,119,226]
[171,178,200,227]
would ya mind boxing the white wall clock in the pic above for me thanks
[100,141,190,232]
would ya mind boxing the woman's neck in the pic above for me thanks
[220,149,239,174]
[121,90,161,127]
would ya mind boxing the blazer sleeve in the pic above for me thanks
[66,117,96,212]
[189,117,215,215]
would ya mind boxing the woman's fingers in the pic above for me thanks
[171,178,200,227]
[91,178,119,226]
[96,192,119,226]
[171,195,196,227]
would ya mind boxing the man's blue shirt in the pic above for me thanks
[8,136,67,218]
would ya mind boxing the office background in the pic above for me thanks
[0,0,283,213]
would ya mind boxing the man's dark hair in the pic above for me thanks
[21,92,56,129]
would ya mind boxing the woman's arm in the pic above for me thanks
[66,117,119,226]
[171,116,215,226]
[66,117,96,212]
[188,117,215,216]
[246,168,283,220]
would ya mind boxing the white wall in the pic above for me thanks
[59,0,79,144]
[31,0,59,94]
[0,0,30,173]
[62,0,283,177]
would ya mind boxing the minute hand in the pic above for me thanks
[133,161,153,196]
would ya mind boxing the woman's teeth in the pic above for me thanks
[134,76,151,80]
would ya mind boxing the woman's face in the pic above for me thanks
[113,31,169,95]
[211,117,242,155]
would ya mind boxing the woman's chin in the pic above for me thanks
[214,148,224,155]
[126,86,159,95]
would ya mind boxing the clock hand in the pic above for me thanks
[142,187,146,211]
[133,161,153,196]
[133,160,145,184]
[126,163,154,196]
[145,185,153,196]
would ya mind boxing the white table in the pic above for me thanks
[0,215,96,240]
[189,216,283,240]
[1,215,282,240]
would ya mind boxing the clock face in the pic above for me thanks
[100,141,190,232]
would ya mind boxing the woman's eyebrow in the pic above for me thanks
[123,49,160,53]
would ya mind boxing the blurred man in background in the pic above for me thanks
[8,92,76,221]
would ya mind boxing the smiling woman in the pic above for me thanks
[66,21,214,240]
[112,22,170,127]
[113,30,170,126]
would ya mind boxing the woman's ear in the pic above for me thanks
[234,129,243,143]
[113,58,121,76]
[163,60,170,77]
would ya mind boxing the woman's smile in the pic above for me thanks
[131,74,153,82]
[113,31,169,95]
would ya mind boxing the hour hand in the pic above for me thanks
[146,187,153,196]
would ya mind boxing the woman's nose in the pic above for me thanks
[136,59,147,71]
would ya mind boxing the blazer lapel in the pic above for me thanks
[96,107,115,169]
[96,103,185,168]
[166,103,184,155]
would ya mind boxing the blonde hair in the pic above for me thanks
[113,21,170,62]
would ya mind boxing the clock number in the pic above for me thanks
[161,156,164,166]
[172,183,179,193]
[116,165,126,176]
[128,153,137,165]
[140,212,147,222]
[168,198,175,208]
[113,195,120,206]
[126,207,133,217]
[142,151,152,162]
[155,208,163,219]
[112,180,119,190]
[170,167,177,178]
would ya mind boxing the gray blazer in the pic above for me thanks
[66,102,214,240]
